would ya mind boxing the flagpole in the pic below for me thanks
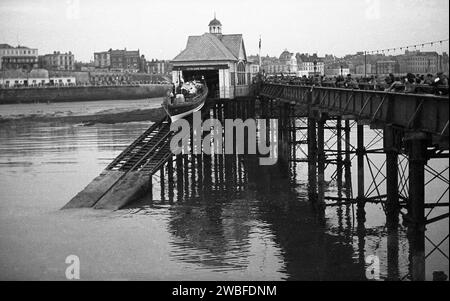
[259,35,262,71]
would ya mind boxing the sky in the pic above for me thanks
[0,0,449,62]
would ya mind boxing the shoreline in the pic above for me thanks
[0,104,166,126]
[0,107,165,125]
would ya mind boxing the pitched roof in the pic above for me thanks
[0,44,13,49]
[220,34,244,59]
[172,33,244,62]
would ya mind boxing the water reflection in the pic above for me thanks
[0,116,446,280]
[0,122,151,159]
[126,154,366,280]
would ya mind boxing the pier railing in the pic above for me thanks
[260,83,449,141]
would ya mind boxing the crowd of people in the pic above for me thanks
[169,79,205,104]
[263,72,449,95]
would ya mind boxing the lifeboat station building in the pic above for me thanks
[171,17,252,99]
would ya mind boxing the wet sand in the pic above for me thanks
[0,98,166,125]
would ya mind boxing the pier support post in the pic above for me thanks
[336,117,343,203]
[307,114,317,204]
[167,156,174,183]
[317,114,326,214]
[203,153,212,196]
[219,103,223,122]
[284,103,291,161]
[168,157,174,203]
[270,99,273,118]
[251,97,256,118]
[384,126,400,227]
[160,166,165,202]
[356,123,367,270]
[407,133,428,281]
[344,120,352,191]
[278,103,290,164]
[335,117,345,231]
[176,155,183,201]
[357,123,366,222]
[384,126,400,280]
[213,103,218,120]
[183,155,189,199]
[148,178,154,203]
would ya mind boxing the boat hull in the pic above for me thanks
[168,100,205,122]
[162,83,208,123]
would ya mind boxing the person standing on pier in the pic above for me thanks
[433,72,448,86]
[404,73,417,93]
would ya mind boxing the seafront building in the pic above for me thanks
[354,64,375,76]
[298,61,325,77]
[296,53,324,77]
[262,50,298,76]
[396,50,440,74]
[324,66,351,77]
[376,60,399,76]
[147,59,172,76]
[0,44,39,71]
[260,52,290,75]
[38,51,75,71]
[94,48,146,73]
[260,51,328,77]
[171,16,253,99]
[0,69,76,87]
[335,50,448,76]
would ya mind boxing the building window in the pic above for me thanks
[237,62,246,85]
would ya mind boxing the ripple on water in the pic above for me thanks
[0,118,448,280]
